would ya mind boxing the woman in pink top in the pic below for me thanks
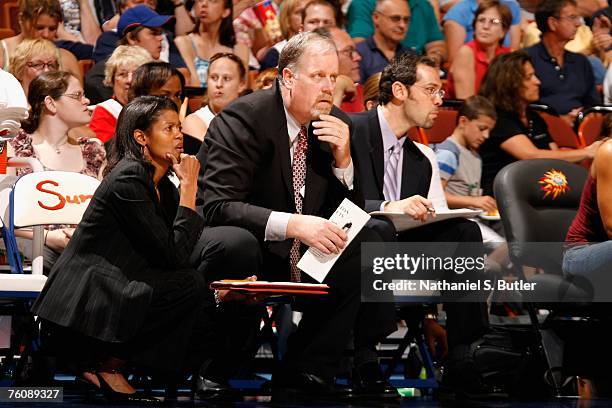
[446,0,512,99]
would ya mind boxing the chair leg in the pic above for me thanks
[525,301,564,396]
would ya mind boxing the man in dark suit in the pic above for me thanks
[350,53,489,355]
[198,31,397,400]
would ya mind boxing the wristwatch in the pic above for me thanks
[173,0,184,8]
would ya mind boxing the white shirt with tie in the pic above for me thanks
[264,104,355,241]
[377,106,448,210]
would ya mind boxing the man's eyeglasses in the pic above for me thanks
[554,14,582,23]
[475,16,502,26]
[61,91,86,101]
[413,84,445,100]
[338,46,359,58]
[27,61,59,71]
[375,11,410,24]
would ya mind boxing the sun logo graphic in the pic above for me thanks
[539,169,569,199]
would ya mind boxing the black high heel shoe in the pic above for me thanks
[74,375,98,402]
[95,372,162,405]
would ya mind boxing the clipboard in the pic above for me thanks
[369,208,481,231]
[209,280,330,296]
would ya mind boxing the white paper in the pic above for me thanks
[369,208,482,232]
[297,199,371,282]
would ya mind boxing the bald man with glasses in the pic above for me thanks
[355,0,416,83]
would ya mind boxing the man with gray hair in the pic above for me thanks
[198,30,397,401]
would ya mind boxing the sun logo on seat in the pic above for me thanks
[539,169,569,199]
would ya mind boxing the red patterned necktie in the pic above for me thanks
[289,126,308,282]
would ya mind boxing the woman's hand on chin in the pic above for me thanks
[167,153,200,187]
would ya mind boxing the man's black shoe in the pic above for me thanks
[272,372,353,403]
[352,362,400,400]
[194,376,236,401]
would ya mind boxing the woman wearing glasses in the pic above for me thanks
[89,46,152,143]
[8,39,62,97]
[446,0,512,99]
[8,71,105,272]
[0,0,81,83]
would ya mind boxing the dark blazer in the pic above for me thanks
[32,158,204,343]
[198,82,363,268]
[350,108,432,212]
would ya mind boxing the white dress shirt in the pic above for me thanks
[264,105,355,241]
[377,106,448,211]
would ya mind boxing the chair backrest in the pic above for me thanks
[408,127,428,144]
[0,27,14,40]
[1,2,19,34]
[78,59,95,77]
[423,109,458,144]
[9,171,100,228]
[577,113,604,147]
[0,176,16,227]
[537,111,581,148]
[494,159,587,273]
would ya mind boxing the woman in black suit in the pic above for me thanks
[32,96,224,403]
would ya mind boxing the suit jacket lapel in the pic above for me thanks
[400,139,431,198]
[367,109,385,198]
[273,84,295,208]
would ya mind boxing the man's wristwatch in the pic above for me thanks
[173,0,184,8]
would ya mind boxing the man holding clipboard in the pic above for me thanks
[198,31,397,401]
[350,54,489,365]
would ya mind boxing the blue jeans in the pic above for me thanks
[563,241,612,281]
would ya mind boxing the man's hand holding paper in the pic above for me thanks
[287,214,348,255]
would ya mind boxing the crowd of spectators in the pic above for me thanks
[2,0,612,402]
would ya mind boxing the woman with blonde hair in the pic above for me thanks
[0,0,81,82]
[88,46,153,143]
[9,39,63,97]
[362,72,381,111]
[259,0,309,69]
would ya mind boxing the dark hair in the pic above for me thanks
[21,70,72,133]
[457,95,497,123]
[378,53,437,105]
[105,96,178,177]
[479,51,533,113]
[601,113,612,139]
[119,25,153,45]
[195,0,236,48]
[473,0,512,35]
[209,52,246,80]
[535,0,577,34]
[129,61,186,101]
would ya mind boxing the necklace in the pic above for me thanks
[52,140,69,154]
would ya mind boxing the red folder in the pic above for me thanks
[209,280,329,295]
